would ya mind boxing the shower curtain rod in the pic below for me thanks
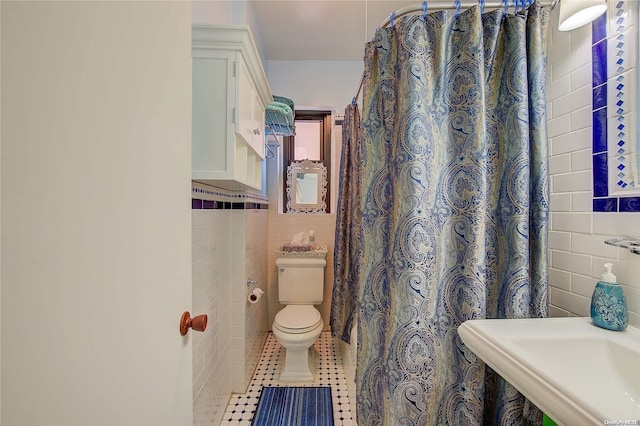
[352,0,558,103]
[378,0,558,29]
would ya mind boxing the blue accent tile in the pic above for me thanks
[590,7,635,214]
[592,14,607,44]
[249,202,269,210]
[592,108,608,153]
[592,41,607,86]
[620,197,640,212]
[593,84,607,110]
[191,198,268,210]
[593,198,618,212]
[593,153,609,197]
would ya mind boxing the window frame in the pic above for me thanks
[282,110,332,213]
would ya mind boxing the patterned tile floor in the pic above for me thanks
[221,331,354,425]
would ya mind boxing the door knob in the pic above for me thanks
[179,311,208,336]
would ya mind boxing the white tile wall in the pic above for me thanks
[243,209,269,388]
[570,149,591,171]
[230,209,269,393]
[192,209,232,425]
[550,212,592,233]
[548,153,571,174]
[550,193,571,212]
[571,192,592,212]
[570,65,592,92]
[547,7,640,327]
[549,127,591,155]
[191,188,270,423]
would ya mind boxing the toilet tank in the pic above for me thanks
[276,257,326,304]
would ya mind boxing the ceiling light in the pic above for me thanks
[558,0,607,31]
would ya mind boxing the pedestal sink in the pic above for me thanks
[458,317,640,425]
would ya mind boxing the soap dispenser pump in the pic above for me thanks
[590,263,628,331]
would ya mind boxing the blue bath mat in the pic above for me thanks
[252,386,333,426]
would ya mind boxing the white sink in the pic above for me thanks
[458,317,640,425]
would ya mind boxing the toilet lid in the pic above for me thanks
[275,305,322,334]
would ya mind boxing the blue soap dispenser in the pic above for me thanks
[590,263,628,331]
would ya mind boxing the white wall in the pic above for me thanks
[192,0,233,25]
[546,8,640,326]
[267,60,363,109]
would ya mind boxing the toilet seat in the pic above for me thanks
[274,305,322,334]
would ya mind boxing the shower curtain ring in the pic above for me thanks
[455,0,461,17]
[389,11,396,29]
[422,1,428,19]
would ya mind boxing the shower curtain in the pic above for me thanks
[332,2,550,425]
[331,102,362,344]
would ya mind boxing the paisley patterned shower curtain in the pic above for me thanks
[331,103,362,344]
[332,2,551,424]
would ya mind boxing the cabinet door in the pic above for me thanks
[236,57,265,159]
[251,89,265,158]
[236,58,255,149]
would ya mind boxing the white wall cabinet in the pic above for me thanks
[192,25,272,191]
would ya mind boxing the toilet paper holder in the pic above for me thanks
[248,287,264,303]
[247,278,264,304]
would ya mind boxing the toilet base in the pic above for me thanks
[279,345,318,383]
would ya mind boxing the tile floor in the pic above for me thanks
[221,331,355,425]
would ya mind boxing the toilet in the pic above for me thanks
[273,256,326,382]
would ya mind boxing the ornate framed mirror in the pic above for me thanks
[286,159,327,213]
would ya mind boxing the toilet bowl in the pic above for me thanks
[273,305,323,382]
[274,252,327,382]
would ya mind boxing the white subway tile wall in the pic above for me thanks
[547,7,640,326]
[192,209,232,425]
[231,209,270,393]
[243,209,269,389]
[191,188,270,424]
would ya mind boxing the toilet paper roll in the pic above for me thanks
[248,288,264,304]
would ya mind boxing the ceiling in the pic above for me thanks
[251,0,416,61]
